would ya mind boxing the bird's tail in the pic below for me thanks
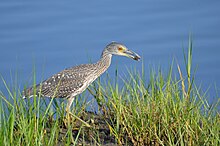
[22,85,40,99]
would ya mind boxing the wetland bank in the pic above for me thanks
[0,44,219,145]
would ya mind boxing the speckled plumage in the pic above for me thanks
[23,42,140,111]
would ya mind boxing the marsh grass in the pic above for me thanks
[0,39,219,145]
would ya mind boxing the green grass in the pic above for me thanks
[0,39,219,145]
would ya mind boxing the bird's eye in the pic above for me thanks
[118,47,124,51]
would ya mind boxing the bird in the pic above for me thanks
[23,42,141,112]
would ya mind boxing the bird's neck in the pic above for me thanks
[95,53,112,76]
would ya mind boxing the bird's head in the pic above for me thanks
[105,42,141,61]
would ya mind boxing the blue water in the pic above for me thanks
[0,1,220,106]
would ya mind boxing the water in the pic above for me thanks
[0,1,219,105]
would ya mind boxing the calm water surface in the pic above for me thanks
[0,1,219,105]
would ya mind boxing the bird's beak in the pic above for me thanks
[123,50,141,61]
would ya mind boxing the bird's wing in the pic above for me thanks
[39,64,94,98]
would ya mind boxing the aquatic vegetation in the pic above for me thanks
[0,39,219,145]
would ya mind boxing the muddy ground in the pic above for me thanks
[45,111,128,146]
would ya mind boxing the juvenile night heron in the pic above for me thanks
[23,42,140,112]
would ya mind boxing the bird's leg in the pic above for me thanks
[66,97,75,112]
[65,97,75,125]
